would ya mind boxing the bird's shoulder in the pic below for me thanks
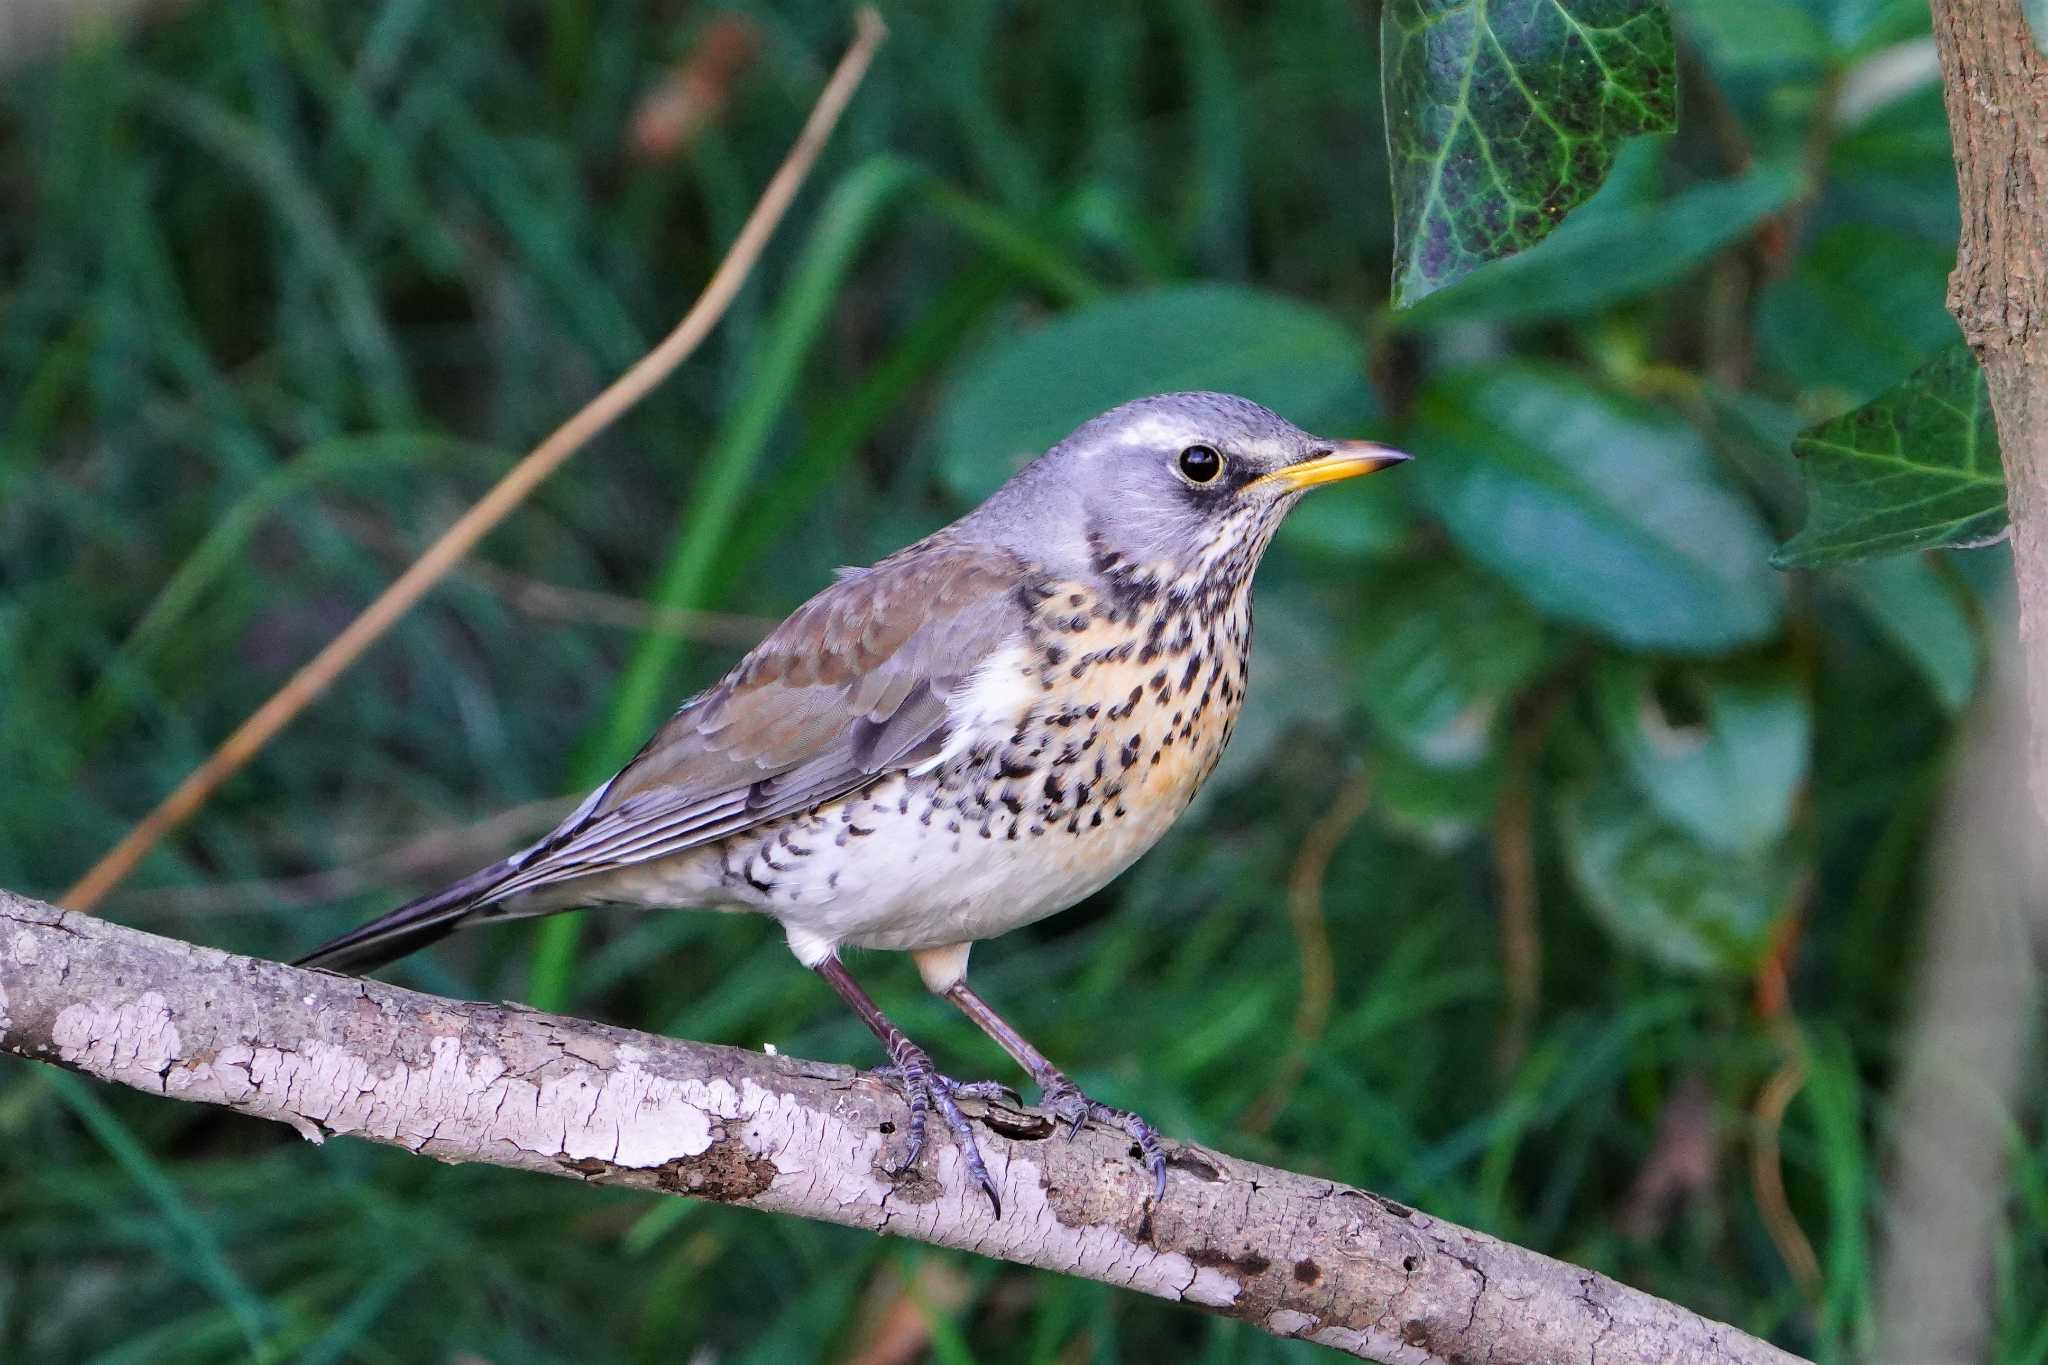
[598,533,1037,811]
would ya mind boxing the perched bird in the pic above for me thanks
[298,392,1409,1214]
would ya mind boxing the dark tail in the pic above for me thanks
[294,858,520,975]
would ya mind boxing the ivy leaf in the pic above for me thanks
[1774,343,2008,567]
[1381,0,1679,307]
[1395,157,1802,327]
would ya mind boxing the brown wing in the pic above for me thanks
[485,539,1028,901]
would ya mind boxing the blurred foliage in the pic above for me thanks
[0,1,2033,1363]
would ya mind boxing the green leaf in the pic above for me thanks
[1836,556,1980,712]
[1276,478,1415,562]
[1774,343,2008,566]
[2025,0,2048,57]
[1371,741,1503,849]
[1411,366,1785,652]
[1381,0,1679,307]
[1671,0,1923,66]
[1559,777,1796,975]
[1355,559,1551,767]
[1755,225,1958,401]
[1396,156,1804,326]
[1594,657,1810,853]
[1668,0,1830,69]
[935,284,1371,503]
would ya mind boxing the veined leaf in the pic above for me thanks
[1397,158,1802,327]
[1774,343,2008,567]
[1382,0,1678,307]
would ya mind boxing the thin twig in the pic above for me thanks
[1750,1050,1821,1297]
[60,9,888,913]
[1493,686,1564,1078]
[1749,871,1821,1301]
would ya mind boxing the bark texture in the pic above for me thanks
[0,890,1805,1365]
[1931,0,2048,816]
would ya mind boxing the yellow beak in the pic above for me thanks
[1249,439,1412,493]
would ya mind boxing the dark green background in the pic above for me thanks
[0,2,2022,1362]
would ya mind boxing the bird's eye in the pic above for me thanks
[1177,444,1224,484]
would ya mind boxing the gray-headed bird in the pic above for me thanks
[297,392,1410,1216]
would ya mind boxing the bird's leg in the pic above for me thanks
[812,957,1005,1217]
[942,980,1168,1201]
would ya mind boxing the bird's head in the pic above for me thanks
[968,391,1411,587]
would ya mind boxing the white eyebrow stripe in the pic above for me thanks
[1106,413,1201,449]
[1104,415,1297,464]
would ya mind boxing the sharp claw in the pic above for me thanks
[951,1079,1020,1104]
[1040,1079,1168,1199]
[873,1054,1004,1216]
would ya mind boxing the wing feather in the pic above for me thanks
[487,539,1025,902]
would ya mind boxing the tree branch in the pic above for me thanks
[0,889,1804,1365]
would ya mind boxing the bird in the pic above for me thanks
[296,391,1410,1216]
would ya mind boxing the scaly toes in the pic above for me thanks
[1044,1082,1169,1202]
[872,1057,1006,1218]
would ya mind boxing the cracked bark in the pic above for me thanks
[1930,0,2048,819]
[0,889,1805,1365]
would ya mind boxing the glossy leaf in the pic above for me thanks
[1396,157,1803,327]
[1381,0,1678,307]
[1755,225,1958,401]
[1594,657,1810,853]
[1560,778,1795,975]
[1774,343,2008,566]
[1355,559,1551,767]
[1411,366,1784,651]
[936,284,1371,503]
[1671,0,1923,67]
[1837,556,1980,712]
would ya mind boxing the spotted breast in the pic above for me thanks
[682,527,1266,961]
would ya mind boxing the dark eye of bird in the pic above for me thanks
[1177,444,1223,484]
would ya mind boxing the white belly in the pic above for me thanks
[761,772,1184,953]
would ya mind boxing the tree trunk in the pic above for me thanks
[1930,0,2048,816]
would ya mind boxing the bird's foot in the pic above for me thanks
[872,1048,1011,1218]
[1042,1076,1168,1202]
